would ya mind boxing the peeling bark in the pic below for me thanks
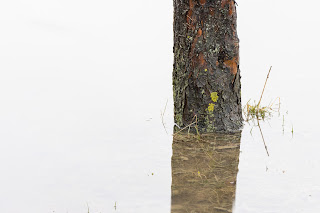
[173,0,242,133]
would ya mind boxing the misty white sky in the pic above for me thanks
[1,0,319,110]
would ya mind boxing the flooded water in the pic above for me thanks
[171,133,241,212]
[1,0,320,212]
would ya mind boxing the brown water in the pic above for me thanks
[0,0,320,212]
[171,133,241,213]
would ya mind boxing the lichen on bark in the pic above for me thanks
[173,0,243,133]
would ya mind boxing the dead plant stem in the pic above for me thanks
[257,66,272,109]
[161,99,168,134]
[257,117,270,157]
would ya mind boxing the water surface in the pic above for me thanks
[0,0,320,212]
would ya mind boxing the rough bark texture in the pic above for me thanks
[173,0,242,133]
[171,133,241,212]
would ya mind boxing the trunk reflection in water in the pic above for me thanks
[171,132,241,213]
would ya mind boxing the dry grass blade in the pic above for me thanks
[161,99,168,134]
[257,117,270,156]
[257,66,272,109]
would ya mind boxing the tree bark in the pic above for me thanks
[173,0,242,133]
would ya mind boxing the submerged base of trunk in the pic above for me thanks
[171,132,241,212]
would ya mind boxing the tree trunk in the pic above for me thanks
[173,0,242,133]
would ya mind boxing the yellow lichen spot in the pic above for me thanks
[211,92,219,102]
[208,103,215,112]
[204,68,207,72]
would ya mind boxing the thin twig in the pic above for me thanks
[257,66,272,109]
[173,115,197,136]
[173,121,197,136]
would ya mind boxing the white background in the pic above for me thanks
[0,0,320,212]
